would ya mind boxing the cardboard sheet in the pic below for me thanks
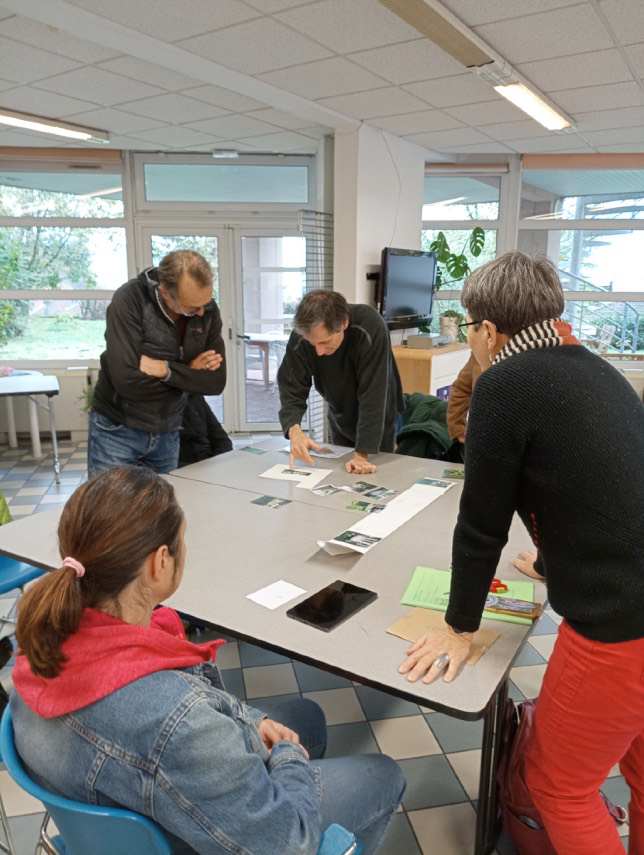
[386,609,501,665]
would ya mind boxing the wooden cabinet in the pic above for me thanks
[393,343,470,397]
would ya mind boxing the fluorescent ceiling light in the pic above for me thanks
[493,83,571,131]
[0,108,109,143]
[212,149,239,159]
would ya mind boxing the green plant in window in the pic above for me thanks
[430,227,486,290]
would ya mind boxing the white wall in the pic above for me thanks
[333,124,426,304]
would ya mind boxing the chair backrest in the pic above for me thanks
[0,708,172,855]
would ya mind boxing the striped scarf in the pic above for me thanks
[494,319,579,364]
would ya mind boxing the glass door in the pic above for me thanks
[139,227,232,429]
[235,232,307,432]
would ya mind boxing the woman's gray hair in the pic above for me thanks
[294,290,350,335]
[461,251,564,336]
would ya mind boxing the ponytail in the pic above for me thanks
[16,565,84,678]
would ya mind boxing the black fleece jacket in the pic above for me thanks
[277,304,403,455]
[93,269,226,433]
[446,346,644,644]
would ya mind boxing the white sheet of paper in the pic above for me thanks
[246,580,306,610]
[258,463,331,491]
[320,481,454,555]
[280,443,352,459]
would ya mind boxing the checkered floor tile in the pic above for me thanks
[0,438,630,854]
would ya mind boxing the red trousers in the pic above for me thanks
[525,619,644,855]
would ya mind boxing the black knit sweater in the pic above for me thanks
[446,346,644,643]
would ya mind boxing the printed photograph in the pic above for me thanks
[417,478,451,489]
[346,499,370,512]
[344,481,377,493]
[442,468,465,480]
[313,484,339,496]
[240,445,267,454]
[364,486,397,500]
[333,530,381,548]
[282,468,312,476]
[251,495,291,509]
[366,504,386,514]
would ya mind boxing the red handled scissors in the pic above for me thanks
[490,578,509,593]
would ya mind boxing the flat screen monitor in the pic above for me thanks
[379,247,437,330]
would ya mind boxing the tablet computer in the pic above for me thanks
[286,581,377,632]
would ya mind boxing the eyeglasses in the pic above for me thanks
[458,320,481,332]
[160,286,213,318]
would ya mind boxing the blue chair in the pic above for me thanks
[1,708,361,855]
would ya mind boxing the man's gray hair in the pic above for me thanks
[294,290,350,335]
[158,250,212,297]
[461,251,564,336]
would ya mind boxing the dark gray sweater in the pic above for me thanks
[446,346,644,643]
[277,304,403,454]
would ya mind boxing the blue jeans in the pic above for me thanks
[259,697,405,855]
[88,411,180,476]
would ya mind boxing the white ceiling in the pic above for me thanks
[0,0,643,157]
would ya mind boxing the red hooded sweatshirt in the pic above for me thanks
[13,606,225,719]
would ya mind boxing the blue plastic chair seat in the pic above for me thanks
[0,555,45,597]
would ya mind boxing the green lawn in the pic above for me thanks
[0,316,105,360]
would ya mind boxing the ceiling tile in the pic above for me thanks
[178,18,332,76]
[235,129,322,151]
[118,93,229,123]
[69,0,259,42]
[35,67,165,107]
[478,119,558,141]
[578,126,644,145]
[244,107,323,129]
[0,16,120,62]
[403,73,495,109]
[349,39,464,85]
[516,49,633,92]
[276,0,419,53]
[445,99,530,126]
[186,114,283,137]
[574,105,644,131]
[131,126,221,147]
[259,57,386,99]
[441,0,585,27]
[474,4,613,63]
[0,79,14,91]
[181,85,267,112]
[242,0,317,10]
[508,133,594,153]
[625,43,644,77]
[553,81,644,113]
[440,141,514,153]
[62,107,166,135]
[405,127,495,148]
[317,87,429,120]
[598,0,644,45]
[594,142,644,151]
[0,36,80,84]
[370,110,464,135]
[96,57,202,91]
[104,134,173,150]
[0,85,99,118]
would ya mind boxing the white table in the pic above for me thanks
[0,372,60,484]
[0,442,543,854]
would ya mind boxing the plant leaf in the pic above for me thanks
[429,231,450,264]
[469,227,485,258]
[445,253,470,280]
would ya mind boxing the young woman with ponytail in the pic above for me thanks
[12,467,404,855]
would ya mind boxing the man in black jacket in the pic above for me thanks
[88,250,226,475]
[278,290,403,475]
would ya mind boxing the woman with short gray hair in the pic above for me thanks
[399,251,644,855]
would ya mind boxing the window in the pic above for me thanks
[519,159,644,354]
[423,174,501,221]
[0,164,126,359]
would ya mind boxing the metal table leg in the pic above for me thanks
[4,398,17,449]
[47,396,61,485]
[474,679,509,855]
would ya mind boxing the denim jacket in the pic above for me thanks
[11,662,322,855]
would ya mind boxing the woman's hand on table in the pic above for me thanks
[398,626,474,685]
[258,718,308,757]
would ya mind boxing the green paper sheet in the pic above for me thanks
[401,566,536,626]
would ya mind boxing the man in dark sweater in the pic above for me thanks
[277,291,403,475]
[89,250,226,475]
